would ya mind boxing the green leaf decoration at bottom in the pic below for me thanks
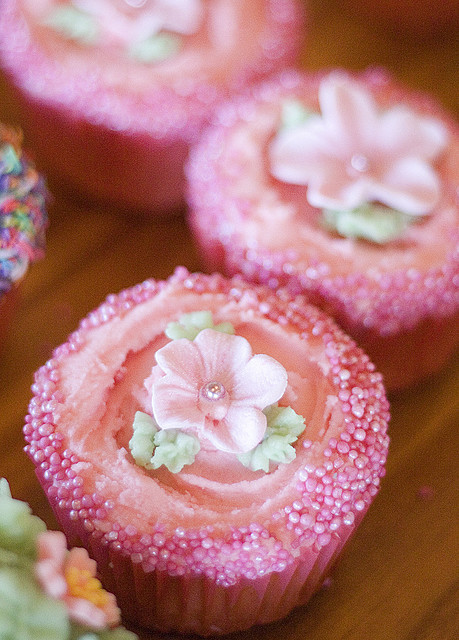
[238,404,306,472]
[43,7,99,45]
[151,429,201,473]
[71,625,138,640]
[0,479,46,560]
[129,411,158,467]
[128,33,181,63]
[322,204,414,244]
[129,412,200,473]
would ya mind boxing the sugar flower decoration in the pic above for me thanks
[0,479,137,639]
[165,310,235,340]
[72,0,204,44]
[238,404,306,472]
[130,410,201,473]
[150,328,288,454]
[35,530,121,630]
[270,73,448,216]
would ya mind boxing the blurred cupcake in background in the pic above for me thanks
[187,68,459,391]
[0,122,48,348]
[0,0,306,214]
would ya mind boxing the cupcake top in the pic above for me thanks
[0,0,304,137]
[25,268,389,586]
[0,478,137,639]
[187,68,459,334]
[0,123,48,299]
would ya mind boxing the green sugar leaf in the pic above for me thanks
[151,429,201,473]
[129,33,181,63]
[322,204,413,244]
[44,6,99,45]
[165,310,235,341]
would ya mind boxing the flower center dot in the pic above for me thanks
[124,0,148,8]
[350,153,370,173]
[201,381,226,401]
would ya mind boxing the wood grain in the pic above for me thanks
[0,2,458,638]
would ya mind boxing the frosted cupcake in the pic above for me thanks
[186,68,459,391]
[24,267,390,635]
[0,0,305,213]
[0,478,137,639]
[0,122,48,345]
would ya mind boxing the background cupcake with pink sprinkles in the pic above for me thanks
[186,68,459,391]
[0,0,306,213]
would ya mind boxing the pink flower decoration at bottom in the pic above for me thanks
[35,530,120,630]
[150,329,288,453]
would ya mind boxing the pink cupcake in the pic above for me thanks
[186,68,459,391]
[0,122,48,346]
[0,0,305,213]
[25,267,389,635]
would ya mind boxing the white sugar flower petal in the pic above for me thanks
[233,354,288,408]
[376,156,441,215]
[378,107,449,160]
[210,405,268,453]
[152,378,204,430]
[307,162,369,210]
[270,120,341,186]
[319,73,379,149]
[193,329,253,383]
[269,74,448,218]
[155,337,205,388]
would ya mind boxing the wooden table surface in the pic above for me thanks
[1,1,458,638]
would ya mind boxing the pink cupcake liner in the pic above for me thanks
[24,268,389,635]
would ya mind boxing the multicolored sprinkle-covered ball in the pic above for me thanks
[0,123,47,301]
[0,124,48,313]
